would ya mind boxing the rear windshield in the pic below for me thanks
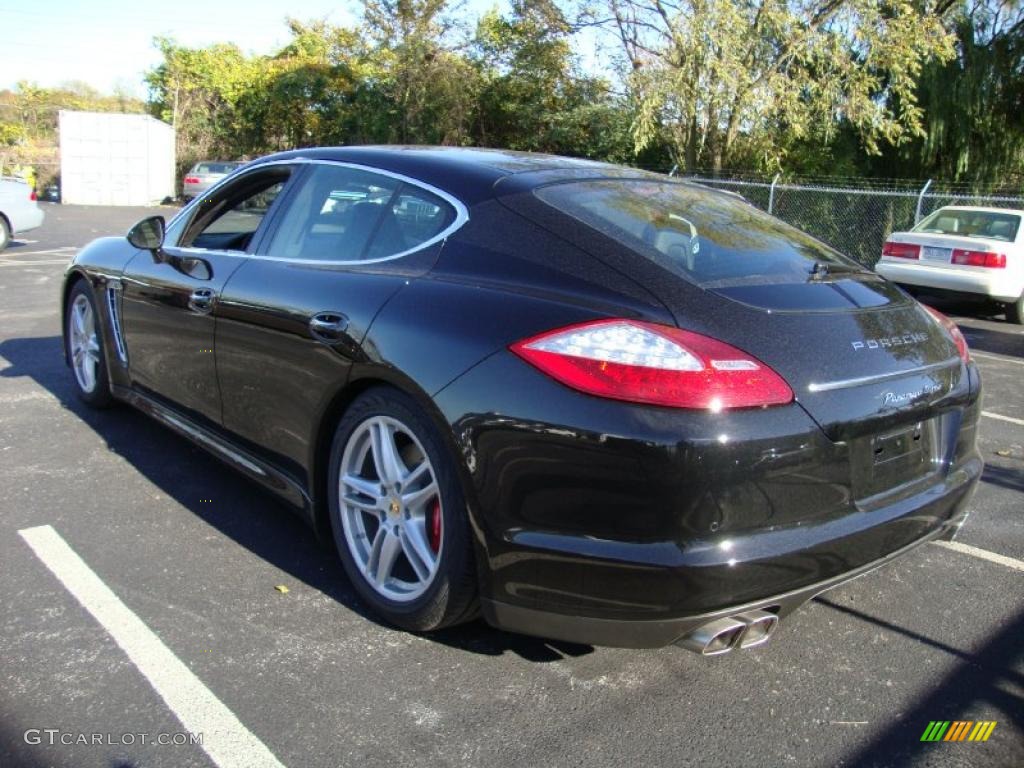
[913,208,1020,242]
[193,162,239,175]
[535,180,857,287]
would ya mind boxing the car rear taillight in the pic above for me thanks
[882,241,921,259]
[184,176,200,184]
[510,319,794,410]
[922,305,970,362]
[29,189,37,201]
[951,248,1006,268]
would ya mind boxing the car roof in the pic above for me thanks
[932,205,1024,216]
[247,146,665,203]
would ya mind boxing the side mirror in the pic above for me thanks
[127,216,166,251]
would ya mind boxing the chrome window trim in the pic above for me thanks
[168,157,470,267]
[807,356,960,393]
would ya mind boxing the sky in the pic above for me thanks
[0,0,576,99]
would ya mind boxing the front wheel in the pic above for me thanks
[1006,294,1024,325]
[328,387,477,632]
[0,217,10,252]
[65,282,113,408]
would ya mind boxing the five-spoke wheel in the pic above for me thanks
[328,387,477,631]
[65,282,112,407]
[339,415,444,602]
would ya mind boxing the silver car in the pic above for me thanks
[181,161,243,201]
[0,177,45,251]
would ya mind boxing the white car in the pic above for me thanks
[876,205,1024,324]
[0,177,45,251]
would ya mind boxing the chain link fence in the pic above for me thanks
[682,174,1024,268]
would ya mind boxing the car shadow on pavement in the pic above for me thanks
[823,606,1024,765]
[981,464,1024,494]
[818,598,1024,767]
[0,335,594,663]
[957,324,1024,358]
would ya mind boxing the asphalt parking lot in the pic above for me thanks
[1,204,1021,768]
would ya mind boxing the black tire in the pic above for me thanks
[1006,294,1024,325]
[0,216,10,252]
[65,281,114,408]
[328,386,478,632]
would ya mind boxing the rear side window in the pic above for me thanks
[265,164,455,262]
[535,180,856,287]
[914,208,1020,242]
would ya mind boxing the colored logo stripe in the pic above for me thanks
[968,722,997,742]
[944,721,972,741]
[920,720,997,742]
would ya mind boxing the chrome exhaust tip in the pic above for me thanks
[676,617,747,656]
[735,609,778,649]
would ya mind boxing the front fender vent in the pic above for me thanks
[106,280,128,364]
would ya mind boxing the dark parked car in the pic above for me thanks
[61,147,982,653]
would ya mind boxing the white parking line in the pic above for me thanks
[2,246,77,257]
[932,540,1024,573]
[982,411,1024,427]
[0,259,73,267]
[18,525,286,768]
[971,351,1024,367]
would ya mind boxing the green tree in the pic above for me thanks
[602,0,957,171]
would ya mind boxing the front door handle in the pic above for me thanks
[189,288,216,314]
[309,312,349,343]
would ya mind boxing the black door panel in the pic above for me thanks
[120,250,244,425]
[215,257,407,479]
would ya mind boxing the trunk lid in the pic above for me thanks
[513,176,971,442]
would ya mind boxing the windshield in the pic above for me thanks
[535,179,860,287]
[913,208,1020,242]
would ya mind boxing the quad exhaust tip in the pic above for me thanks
[676,609,779,655]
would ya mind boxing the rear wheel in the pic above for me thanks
[65,282,113,408]
[0,216,10,252]
[328,387,477,631]
[1006,294,1024,325]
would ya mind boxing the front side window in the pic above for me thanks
[536,180,858,287]
[178,169,290,252]
[914,208,1020,242]
[265,164,455,262]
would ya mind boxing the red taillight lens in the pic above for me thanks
[29,189,37,201]
[882,241,921,259]
[922,305,970,362]
[510,319,794,410]
[951,248,1005,268]
[184,176,200,184]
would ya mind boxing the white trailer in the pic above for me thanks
[59,111,175,206]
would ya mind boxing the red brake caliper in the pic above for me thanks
[428,498,442,552]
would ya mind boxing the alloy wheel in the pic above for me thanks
[68,294,100,394]
[338,415,443,602]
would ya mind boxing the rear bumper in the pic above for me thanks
[876,259,1023,303]
[436,350,984,649]
[13,205,44,235]
[481,456,980,647]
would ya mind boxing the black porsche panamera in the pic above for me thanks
[61,147,982,653]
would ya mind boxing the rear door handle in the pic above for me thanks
[309,312,349,343]
[189,288,216,314]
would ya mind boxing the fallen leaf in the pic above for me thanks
[274,585,290,594]
[995,449,1012,457]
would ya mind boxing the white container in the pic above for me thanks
[59,111,175,206]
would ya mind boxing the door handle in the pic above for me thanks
[309,312,349,343]
[189,288,216,314]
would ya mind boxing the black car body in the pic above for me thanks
[61,147,983,652]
